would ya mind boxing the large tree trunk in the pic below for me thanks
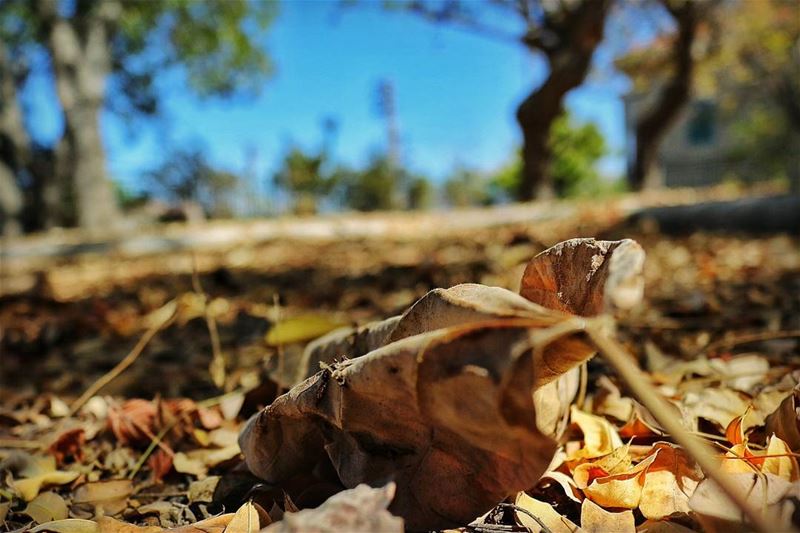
[515,0,610,201]
[38,0,121,232]
[0,42,28,235]
[630,2,699,191]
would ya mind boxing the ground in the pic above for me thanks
[0,189,798,532]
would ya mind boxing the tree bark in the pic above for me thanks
[37,0,122,232]
[630,2,699,191]
[515,0,610,201]
[0,41,28,235]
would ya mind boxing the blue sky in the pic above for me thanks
[25,2,641,193]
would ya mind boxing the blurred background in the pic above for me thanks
[0,0,797,233]
[0,0,798,398]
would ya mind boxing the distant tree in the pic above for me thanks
[443,167,493,207]
[402,0,611,200]
[273,147,338,215]
[147,149,240,218]
[548,114,608,197]
[340,155,399,212]
[0,0,275,231]
[617,0,720,190]
[705,0,799,186]
[407,175,434,210]
[491,112,609,199]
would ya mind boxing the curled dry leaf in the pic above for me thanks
[240,238,646,530]
[520,238,645,316]
[766,385,800,452]
[262,483,402,533]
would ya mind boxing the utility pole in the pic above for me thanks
[376,79,401,170]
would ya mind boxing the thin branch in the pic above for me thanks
[586,319,773,533]
[69,300,177,415]
[698,329,800,356]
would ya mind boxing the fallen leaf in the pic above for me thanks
[72,479,133,517]
[581,498,635,533]
[188,476,220,503]
[514,490,582,533]
[761,434,800,481]
[23,491,69,524]
[765,385,800,452]
[30,518,98,533]
[689,472,791,525]
[569,407,624,460]
[95,516,162,533]
[262,483,402,533]
[224,501,263,533]
[4,453,81,501]
[520,238,645,316]
[241,238,646,530]
[265,315,346,346]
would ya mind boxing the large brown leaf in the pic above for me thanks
[520,238,645,316]
[240,238,644,530]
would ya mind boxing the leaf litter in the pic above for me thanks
[1,224,798,533]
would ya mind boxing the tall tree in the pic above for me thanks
[1,0,276,231]
[622,0,718,190]
[405,0,610,200]
[0,40,27,235]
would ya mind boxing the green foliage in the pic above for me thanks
[491,113,611,199]
[146,149,240,217]
[273,147,338,214]
[340,155,400,212]
[443,167,493,207]
[548,113,607,197]
[407,175,434,210]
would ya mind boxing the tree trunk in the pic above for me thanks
[0,42,28,235]
[515,0,610,201]
[630,2,699,191]
[38,0,122,232]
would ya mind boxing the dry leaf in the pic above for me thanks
[761,434,800,481]
[30,519,99,533]
[689,472,792,528]
[638,444,701,520]
[766,385,800,452]
[188,476,221,503]
[520,238,645,316]
[581,498,635,533]
[95,516,162,533]
[3,453,80,501]
[262,483,402,533]
[224,501,262,533]
[592,376,634,422]
[23,491,69,524]
[265,315,346,346]
[72,479,133,517]
[514,491,582,533]
[240,238,646,530]
[569,407,624,460]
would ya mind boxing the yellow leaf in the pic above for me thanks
[23,492,69,524]
[514,491,581,533]
[30,519,99,533]
[761,434,800,481]
[265,315,345,346]
[570,407,623,460]
[581,498,634,533]
[13,470,80,502]
[573,444,632,489]
[224,501,261,533]
[639,470,697,520]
